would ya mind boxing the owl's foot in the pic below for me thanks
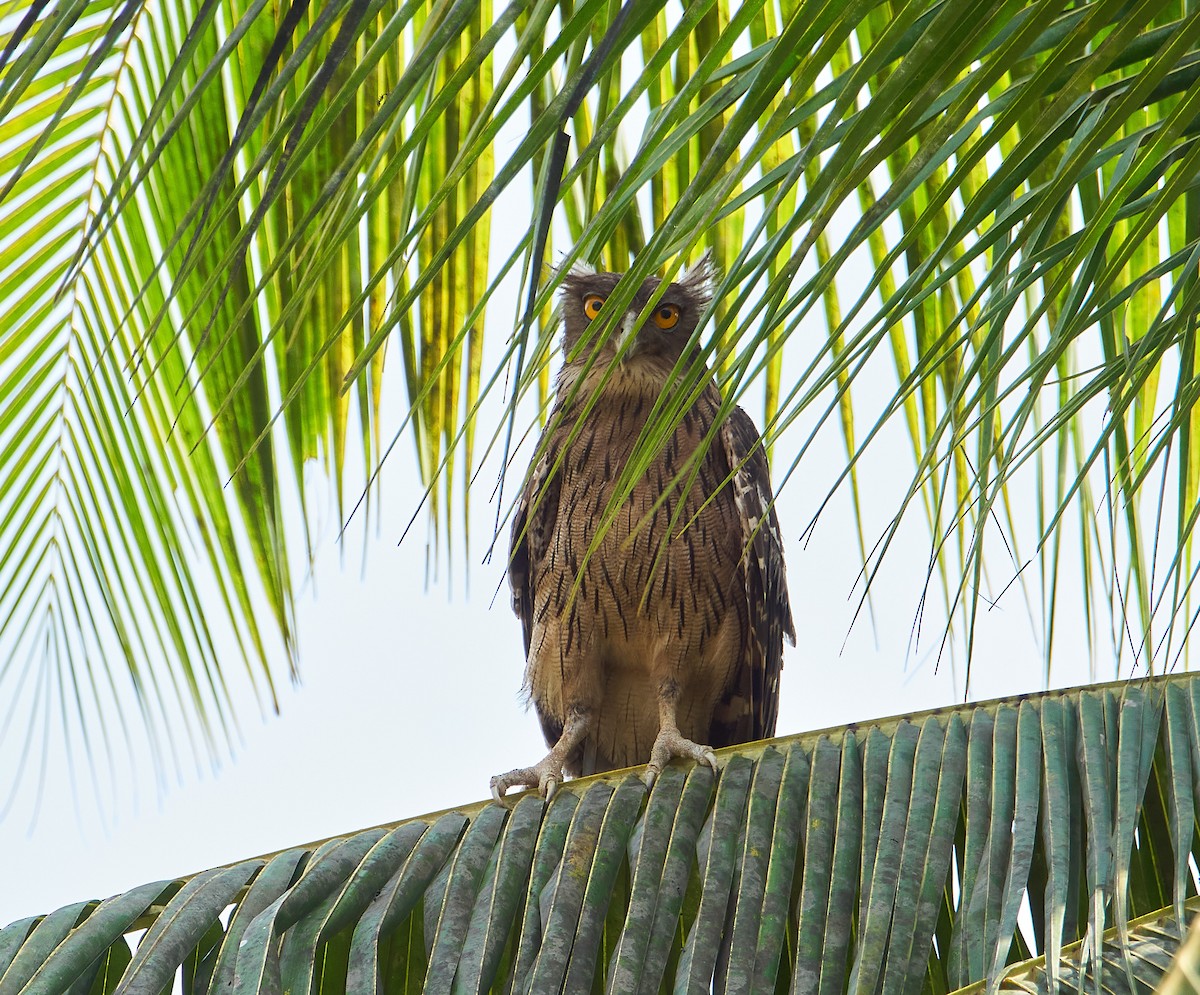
[644,727,719,788]
[491,709,592,804]
[490,756,565,803]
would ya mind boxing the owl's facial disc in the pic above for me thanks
[579,292,641,360]
[564,271,696,366]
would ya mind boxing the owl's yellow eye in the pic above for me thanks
[583,294,606,320]
[653,304,681,329]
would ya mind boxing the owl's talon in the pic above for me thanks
[490,756,566,803]
[647,728,718,781]
[490,769,533,803]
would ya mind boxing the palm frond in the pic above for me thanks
[955,900,1189,995]
[4,673,1200,994]
[0,0,297,803]
[6,0,1200,788]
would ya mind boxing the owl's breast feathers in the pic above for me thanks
[508,364,795,751]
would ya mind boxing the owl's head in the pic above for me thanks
[558,254,717,370]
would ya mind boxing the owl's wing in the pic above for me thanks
[509,440,562,656]
[712,405,796,745]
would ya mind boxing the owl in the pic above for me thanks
[490,256,795,800]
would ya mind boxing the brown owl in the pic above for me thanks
[490,256,795,800]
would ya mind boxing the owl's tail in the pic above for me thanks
[570,737,619,779]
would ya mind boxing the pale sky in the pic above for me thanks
[0,240,1106,925]
[0,26,1120,926]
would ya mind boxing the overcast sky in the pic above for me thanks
[0,237,1107,925]
[0,31,1119,927]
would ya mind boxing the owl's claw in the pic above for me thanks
[491,711,591,803]
[490,757,565,803]
[644,729,719,788]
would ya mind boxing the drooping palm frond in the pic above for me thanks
[4,0,1200,785]
[1157,908,1200,995]
[3,673,1200,994]
[984,902,1189,995]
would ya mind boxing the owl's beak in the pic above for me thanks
[616,312,640,361]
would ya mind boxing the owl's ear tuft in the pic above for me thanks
[679,249,718,306]
[548,257,597,284]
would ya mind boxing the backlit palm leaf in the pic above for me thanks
[3,1,1200,786]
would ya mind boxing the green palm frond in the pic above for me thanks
[5,1,1200,781]
[4,673,1200,994]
